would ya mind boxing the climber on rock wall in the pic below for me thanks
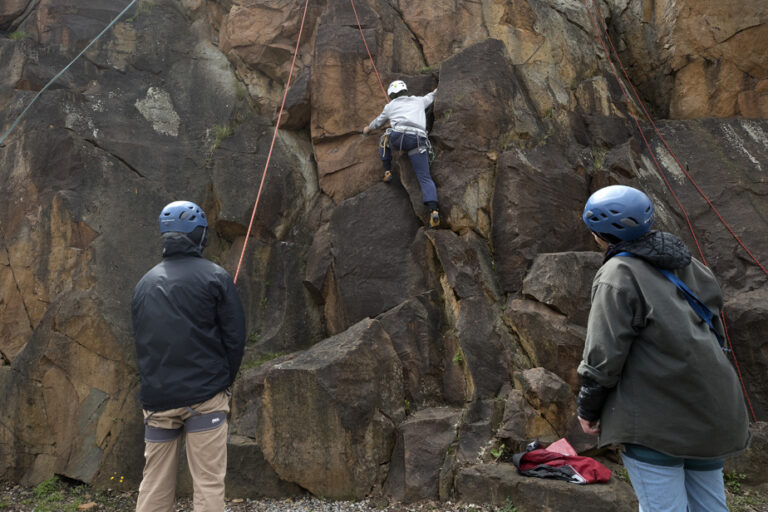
[132,200,246,512]
[363,80,440,228]
[576,185,751,512]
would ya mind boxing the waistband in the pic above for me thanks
[390,125,428,138]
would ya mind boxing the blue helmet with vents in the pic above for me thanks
[158,201,208,233]
[582,185,654,241]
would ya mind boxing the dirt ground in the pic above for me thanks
[2,476,767,512]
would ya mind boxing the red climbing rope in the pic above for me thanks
[583,0,758,422]
[233,0,310,284]
[349,0,389,103]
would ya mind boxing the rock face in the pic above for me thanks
[612,0,768,118]
[1,0,767,508]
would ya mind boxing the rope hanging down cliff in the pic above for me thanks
[582,0,758,422]
[349,0,389,104]
[0,0,138,148]
[232,0,311,284]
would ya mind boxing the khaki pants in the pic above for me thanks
[136,391,229,512]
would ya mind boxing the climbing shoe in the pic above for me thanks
[383,170,392,183]
[429,210,440,229]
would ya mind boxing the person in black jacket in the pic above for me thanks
[132,200,246,512]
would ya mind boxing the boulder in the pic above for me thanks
[324,184,427,334]
[451,296,524,401]
[497,388,558,454]
[724,289,768,421]
[428,229,501,302]
[259,318,405,499]
[177,435,304,498]
[522,252,604,326]
[725,422,768,489]
[0,0,28,27]
[513,368,575,436]
[456,399,505,464]
[503,298,586,392]
[492,144,593,294]
[377,292,444,407]
[384,407,462,502]
[429,39,540,236]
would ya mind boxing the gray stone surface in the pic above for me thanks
[456,463,637,511]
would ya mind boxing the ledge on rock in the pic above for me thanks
[456,463,637,511]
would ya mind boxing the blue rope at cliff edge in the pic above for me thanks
[0,0,137,148]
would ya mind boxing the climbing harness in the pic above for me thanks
[615,252,727,351]
[143,416,182,443]
[380,128,436,163]
[143,409,227,443]
[183,408,228,433]
[0,0,137,147]
[583,0,758,421]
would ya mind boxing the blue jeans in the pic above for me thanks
[621,453,728,512]
[379,131,438,205]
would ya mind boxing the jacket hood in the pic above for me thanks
[606,231,691,270]
[162,233,203,258]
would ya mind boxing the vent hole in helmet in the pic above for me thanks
[609,209,620,214]
[611,222,625,230]
[621,217,639,227]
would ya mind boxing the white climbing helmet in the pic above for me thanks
[387,80,408,98]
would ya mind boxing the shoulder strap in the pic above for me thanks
[614,252,727,351]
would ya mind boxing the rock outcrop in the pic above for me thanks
[1,0,767,508]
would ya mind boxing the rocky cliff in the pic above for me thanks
[1,0,767,508]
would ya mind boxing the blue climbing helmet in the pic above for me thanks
[158,201,208,233]
[582,185,654,241]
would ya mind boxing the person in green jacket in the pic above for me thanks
[577,185,750,512]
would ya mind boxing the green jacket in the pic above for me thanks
[578,232,750,458]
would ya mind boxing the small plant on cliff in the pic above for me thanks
[212,124,234,148]
[241,351,286,371]
[9,30,29,40]
[725,470,747,494]
[234,79,248,101]
[498,498,518,512]
[452,349,464,366]
[591,146,607,171]
[490,442,506,461]
[206,124,235,164]
[615,465,631,484]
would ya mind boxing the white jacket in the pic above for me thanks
[368,90,436,134]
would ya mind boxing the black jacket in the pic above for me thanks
[132,235,246,411]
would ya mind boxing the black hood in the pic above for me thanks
[606,231,691,270]
[162,233,203,258]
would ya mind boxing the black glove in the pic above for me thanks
[577,376,610,422]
